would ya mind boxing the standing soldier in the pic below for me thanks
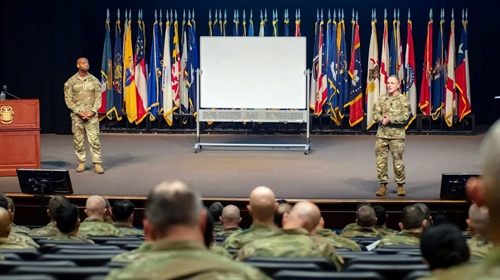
[64,57,104,174]
[373,75,411,196]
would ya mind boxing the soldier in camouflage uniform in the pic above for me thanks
[373,205,397,235]
[372,75,411,196]
[112,200,144,236]
[466,203,493,258]
[425,121,500,279]
[315,217,362,251]
[80,196,123,237]
[377,205,427,248]
[0,193,39,249]
[104,180,270,280]
[216,204,243,238]
[237,201,344,271]
[47,203,94,244]
[5,197,30,235]
[64,57,104,174]
[340,205,383,238]
[222,186,282,250]
[0,207,35,249]
[30,195,70,236]
[209,202,224,235]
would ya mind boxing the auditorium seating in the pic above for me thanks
[273,270,386,280]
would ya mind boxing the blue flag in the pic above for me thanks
[147,19,162,120]
[337,19,349,118]
[389,19,397,76]
[431,17,445,120]
[186,20,199,114]
[111,16,123,121]
[326,19,339,125]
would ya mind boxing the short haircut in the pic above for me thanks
[274,202,293,228]
[414,203,431,223]
[401,205,425,230]
[145,181,202,235]
[0,193,8,210]
[373,205,387,226]
[276,199,289,205]
[421,223,470,270]
[356,202,372,210]
[54,203,80,233]
[208,202,223,221]
[357,205,376,227]
[113,200,135,222]
[48,196,70,218]
[6,197,14,213]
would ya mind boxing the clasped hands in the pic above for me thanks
[77,111,95,120]
[382,115,391,125]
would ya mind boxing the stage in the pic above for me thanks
[0,133,484,200]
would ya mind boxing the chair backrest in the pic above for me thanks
[37,254,117,267]
[123,243,141,251]
[242,261,321,277]
[402,270,432,280]
[36,239,89,246]
[346,263,429,280]
[89,236,142,244]
[102,240,143,248]
[1,275,57,280]
[2,253,22,261]
[243,256,337,271]
[44,244,121,254]
[274,270,386,280]
[0,249,40,260]
[8,266,112,280]
[337,251,377,263]
[0,260,76,274]
[346,256,424,268]
[56,249,127,255]
[39,242,100,254]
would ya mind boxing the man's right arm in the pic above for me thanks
[64,79,77,114]
[372,99,383,123]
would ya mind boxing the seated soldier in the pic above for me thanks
[341,202,372,233]
[216,204,242,238]
[274,199,293,228]
[5,197,30,235]
[237,201,344,271]
[103,197,114,223]
[112,200,144,236]
[80,195,123,236]
[377,205,427,248]
[0,193,38,249]
[30,195,70,236]
[340,205,382,238]
[373,204,396,235]
[420,223,470,275]
[48,203,94,243]
[0,207,33,249]
[466,203,493,258]
[209,202,224,235]
[315,216,362,251]
[415,202,433,227]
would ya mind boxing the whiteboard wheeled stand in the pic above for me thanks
[194,69,311,155]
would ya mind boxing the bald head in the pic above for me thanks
[480,120,500,227]
[468,204,490,236]
[221,205,241,228]
[284,201,321,233]
[85,195,106,219]
[0,207,11,237]
[356,205,377,227]
[248,186,277,222]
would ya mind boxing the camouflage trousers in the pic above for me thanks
[71,114,102,163]
[375,138,405,184]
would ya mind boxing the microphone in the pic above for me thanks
[1,85,21,100]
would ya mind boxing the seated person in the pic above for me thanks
[340,205,382,238]
[80,195,123,236]
[48,203,94,243]
[377,205,427,248]
[315,216,362,251]
[0,207,33,249]
[341,202,372,233]
[216,204,243,238]
[373,204,396,235]
[209,202,224,235]
[274,199,293,228]
[112,199,144,236]
[0,193,38,248]
[30,195,70,236]
[6,197,30,234]
[466,203,493,258]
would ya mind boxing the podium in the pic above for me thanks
[0,99,40,176]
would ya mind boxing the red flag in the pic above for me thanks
[348,20,363,127]
[456,18,471,121]
[419,15,433,115]
[314,20,327,115]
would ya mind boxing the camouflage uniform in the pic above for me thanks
[376,230,421,248]
[340,224,382,238]
[0,237,33,249]
[467,235,493,259]
[375,225,397,236]
[64,73,102,164]
[213,221,224,235]
[8,232,39,249]
[222,224,282,250]
[104,240,270,280]
[47,232,95,244]
[422,247,500,280]
[373,94,411,185]
[11,223,30,235]
[111,242,153,263]
[29,222,59,236]
[341,223,357,233]
[210,244,233,258]
[79,218,124,237]
[315,228,362,251]
[237,228,344,271]
[113,223,144,236]
[216,227,243,238]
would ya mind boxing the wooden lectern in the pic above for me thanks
[0,99,40,176]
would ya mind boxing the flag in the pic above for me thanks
[347,17,363,127]
[248,12,254,36]
[314,18,327,115]
[310,15,319,110]
[326,15,340,125]
[404,13,417,129]
[99,13,112,120]
[186,18,199,114]
[179,17,189,113]
[396,15,404,84]
[147,17,161,121]
[162,17,176,126]
[110,13,123,121]
[242,11,247,37]
[389,16,397,77]
[336,16,349,118]
[366,14,380,129]
[295,12,301,37]
[171,16,181,111]
[284,11,289,36]
[380,16,389,97]
[212,12,220,36]
[444,15,456,127]
[456,14,471,121]
[259,11,265,37]
[431,14,445,120]
[233,11,239,36]
[134,16,149,124]
[123,13,137,123]
[419,13,433,115]
[273,11,279,37]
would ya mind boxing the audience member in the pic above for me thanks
[315,216,362,251]
[222,186,282,250]
[104,180,269,279]
[216,204,242,238]
[112,199,144,236]
[30,195,70,236]
[209,201,224,234]
[80,195,123,236]
[274,200,293,228]
[377,205,427,247]
[340,205,382,238]
[341,202,372,233]
[373,204,396,235]
[5,197,30,234]
[415,202,433,227]
[420,223,470,273]
[0,207,32,249]
[48,203,94,243]
[103,196,114,223]
[0,193,38,248]
[466,203,493,258]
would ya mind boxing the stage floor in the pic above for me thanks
[0,133,484,200]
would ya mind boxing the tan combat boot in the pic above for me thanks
[376,184,387,196]
[94,163,105,174]
[76,162,85,172]
[397,184,406,196]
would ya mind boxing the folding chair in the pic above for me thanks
[274,270,386,280]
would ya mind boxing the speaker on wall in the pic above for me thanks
[440,173,481,200]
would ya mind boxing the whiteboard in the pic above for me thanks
[200,36,307,109]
